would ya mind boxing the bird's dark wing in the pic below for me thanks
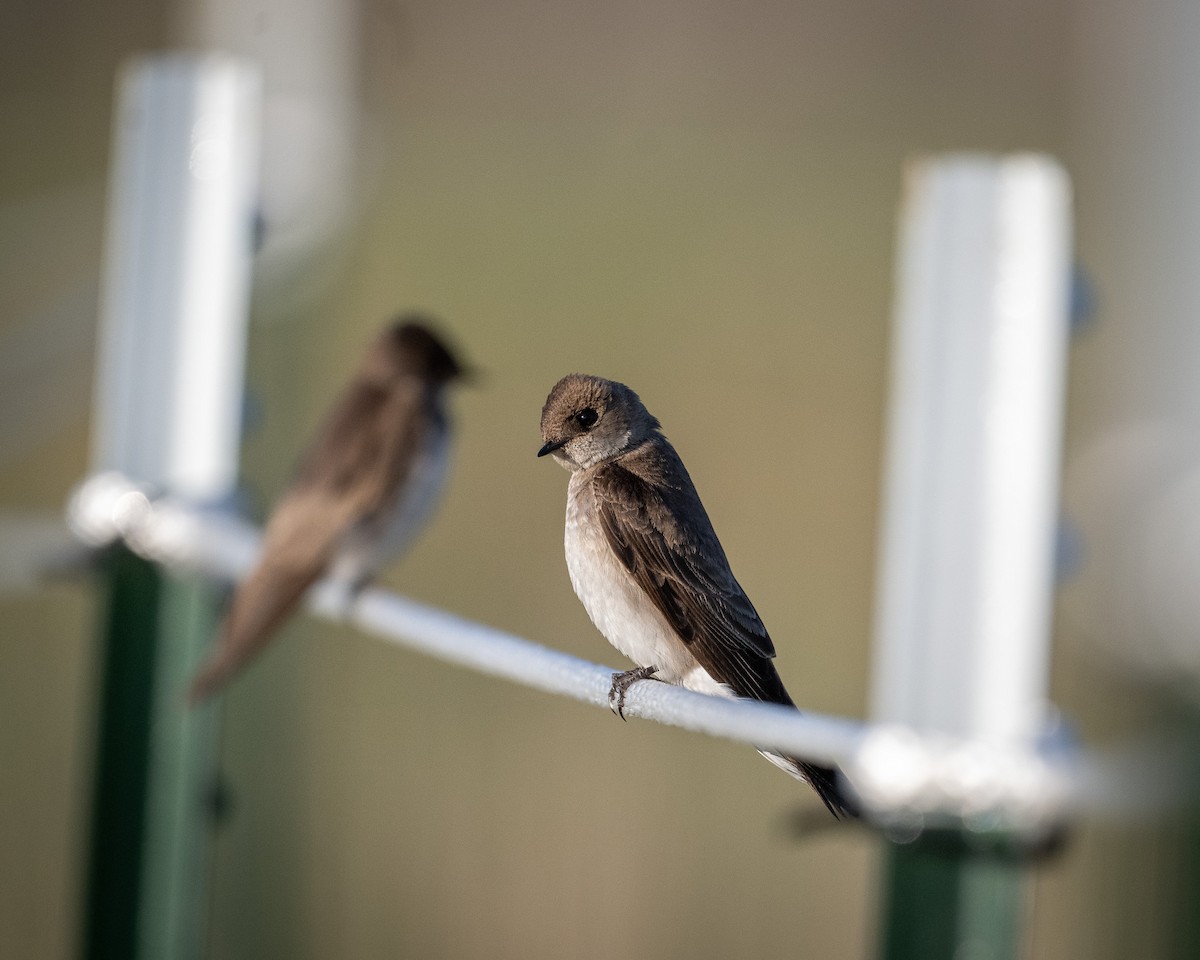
[590,445,792,705]
[290,376,430,521]
[187,377,429,702]
[591,441,858,819]
[255,373,431,573]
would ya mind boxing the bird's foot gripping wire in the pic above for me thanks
[608,665,659,720]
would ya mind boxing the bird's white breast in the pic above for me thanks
[331,419,451,587]
[377,424,451,556]
[564,473,727,696]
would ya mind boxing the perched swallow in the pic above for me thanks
[538,374,856,818]
[187,318,466,704]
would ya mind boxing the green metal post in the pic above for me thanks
[879,831,1026,960]
[84,550,161,959]
[83,548,223,960]
[81,54,258,960]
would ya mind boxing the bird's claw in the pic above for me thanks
[608,665,659,720]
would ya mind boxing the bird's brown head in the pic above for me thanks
[538,374,660,470]
[363,317,466,385]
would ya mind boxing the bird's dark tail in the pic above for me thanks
[794,758,860,820]
[186,564,322,705]
[723,659,860,818]
[760,750,861,820]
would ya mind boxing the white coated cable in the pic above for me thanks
[68,471,1077,831]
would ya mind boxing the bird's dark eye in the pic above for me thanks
[574,407,599,429]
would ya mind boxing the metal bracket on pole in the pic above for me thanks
[83,54,259,960]
[870,155,1072,959]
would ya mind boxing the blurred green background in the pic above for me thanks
[2,0,1196,958]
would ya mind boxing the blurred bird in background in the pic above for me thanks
[187,317,467,704]
[539,374,857,818]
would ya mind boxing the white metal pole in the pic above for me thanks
[869,154,1072,960]
[870,155,1072,753]
[92,53,260,501]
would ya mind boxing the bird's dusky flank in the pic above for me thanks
[538,373,856,818]
[187,318,466,704]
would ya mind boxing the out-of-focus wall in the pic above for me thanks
[6,1,1187,959]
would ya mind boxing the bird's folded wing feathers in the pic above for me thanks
[291,377,427,513]
[590,459,790,703]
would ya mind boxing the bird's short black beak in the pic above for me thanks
[454,363,484,386]
[537,438,567,458]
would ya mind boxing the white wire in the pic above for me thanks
[67,471,1078,830]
